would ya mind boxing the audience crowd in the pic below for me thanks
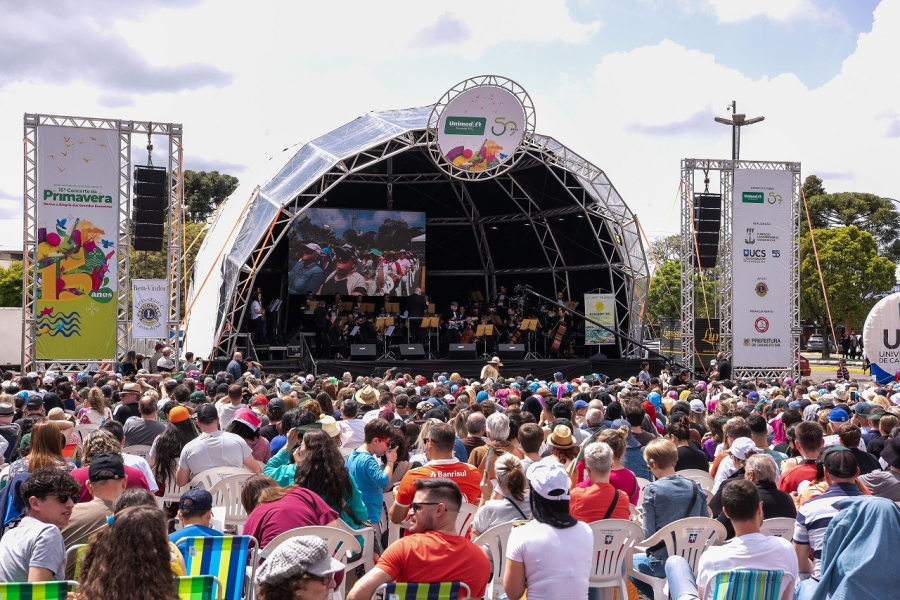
[0,357,899,598]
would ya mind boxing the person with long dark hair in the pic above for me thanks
[668,415,710,472]
[503,461,593,599]
[77,506,180,600]
[9,420,74,477]
[149,407,198,489]
[294,430,368,538]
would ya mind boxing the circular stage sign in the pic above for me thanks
[427,76,535,180]
[863,292,900,384]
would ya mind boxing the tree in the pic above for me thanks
[801,189,900,262]
[0,261,23,307]
[802,174,825,200]
[648,234,681,263]
[184,170,239,222]
[645,259,719,323]
[800,226,895,356]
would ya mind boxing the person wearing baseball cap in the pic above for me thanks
[61,453,127,549]
[169,488,222,544]
[174,404,261,487]
[860,435,900,501]
[794,446,864,593]
[320,244,366,296]
[501,460,593,600]
[289,241,325,295]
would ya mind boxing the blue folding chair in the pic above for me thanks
[708,569,784,600]
[175,536,258,600]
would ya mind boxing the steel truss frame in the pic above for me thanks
[22,114,183,373]
[680,159,800,379]
[215,131,649,360]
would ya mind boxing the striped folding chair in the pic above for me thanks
[371,581,470,600]
[174,575,224,600]
[0,581,79,599]
[708,569,783,600]
[175,536,258,600]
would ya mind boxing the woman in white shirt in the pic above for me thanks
[504,460,593,600]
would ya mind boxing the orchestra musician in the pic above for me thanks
[313,301,329,357]
[444,301,463,344]
[549,307,574,358]
[327,314,348,358]
[406,287,428,344]
[357,314,383,354]
[494,285,509,310]
[249,289,267,345]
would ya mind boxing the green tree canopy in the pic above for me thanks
[800,226,895,348]
[184,170,239,223]
[0,261,23,307]
[646,259,719,323]
[648,234,681,263]
[801,187,900,262]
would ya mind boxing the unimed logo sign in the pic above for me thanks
[742,191,764,204]
[444,117,486,135]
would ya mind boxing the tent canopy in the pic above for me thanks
[183,106,649,359]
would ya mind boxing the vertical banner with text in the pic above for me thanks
[732,169,792,368]
[132,280,169,339]
[35,126,119,360]
[584,293,616,345]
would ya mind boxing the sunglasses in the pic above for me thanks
[313,573,335,586]
[43,492,78,504]
[409,502,441,513]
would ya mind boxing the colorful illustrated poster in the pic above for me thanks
[584,293,616,345]
[35,126,119,359]
[132,279,169,339]
[731,169,792,368]
[437,86,525,173]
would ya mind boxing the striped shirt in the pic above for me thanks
[793,482,864,578]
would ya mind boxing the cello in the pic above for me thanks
[549,311,567,355]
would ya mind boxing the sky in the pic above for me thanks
[0,0,896,254]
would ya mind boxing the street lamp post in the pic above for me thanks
[714,101,764,160]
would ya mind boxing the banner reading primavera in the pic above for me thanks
[35,126,119,360]
[731,169,792,368]
[584,293,616,345]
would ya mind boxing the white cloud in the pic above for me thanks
[703,0,824,23]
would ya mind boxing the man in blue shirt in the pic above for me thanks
[169,489,223,543]
[345,419,397,544]
[288,242,325,295]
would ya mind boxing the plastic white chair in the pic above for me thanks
[123,444,153,461]
[73,423,101,442]
[587,519,644,600]
[679,469,715,492]
[335,519,376,575]
[628,502,643,527]
[187,466,252,490]
[381,490,395,530]
[259,526,360,600]
[207,473,253,535]
[156,473,186,509]
[387,502,477,547]
[632,517,727,600]
[759,517,795,539]
[635,477,651,506]
[472,520,527,600]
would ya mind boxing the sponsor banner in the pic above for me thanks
[585,293,616,345]
[862,293,900,384]
[659,317,681,354]
[35,125,119,360]
[437,85,526,173]
[694,318,720,373]
[132,280,169,338]
[732,169,792,368]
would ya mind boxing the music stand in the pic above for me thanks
[385,302,400,314]
[521,319,541,359]
[361,302,375,313]
[341,302,354,313]
[470,291,484,302]
[422,316,440,359]
[476,324,494,358]
[377,317,396,359]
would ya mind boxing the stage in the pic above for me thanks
[246,356,666,382]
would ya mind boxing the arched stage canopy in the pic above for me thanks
[184,106,650,361]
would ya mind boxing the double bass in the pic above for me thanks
[549,311,567,355]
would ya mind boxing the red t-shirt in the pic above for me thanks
[777,463,818,494]
[243,488,338,548]
[395,460,483,506]
[71,465,150,503]
[378,531,490,597]
[569,482,631,522]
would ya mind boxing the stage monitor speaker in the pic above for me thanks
[399,344,425,360]
[350,344,377,360]
[497,344,525,360]
[692,193,722,269]
[449,344,476,359]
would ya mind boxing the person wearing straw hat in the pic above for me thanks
[481,357,502,381]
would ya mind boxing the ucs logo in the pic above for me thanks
[743,249,766,257]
